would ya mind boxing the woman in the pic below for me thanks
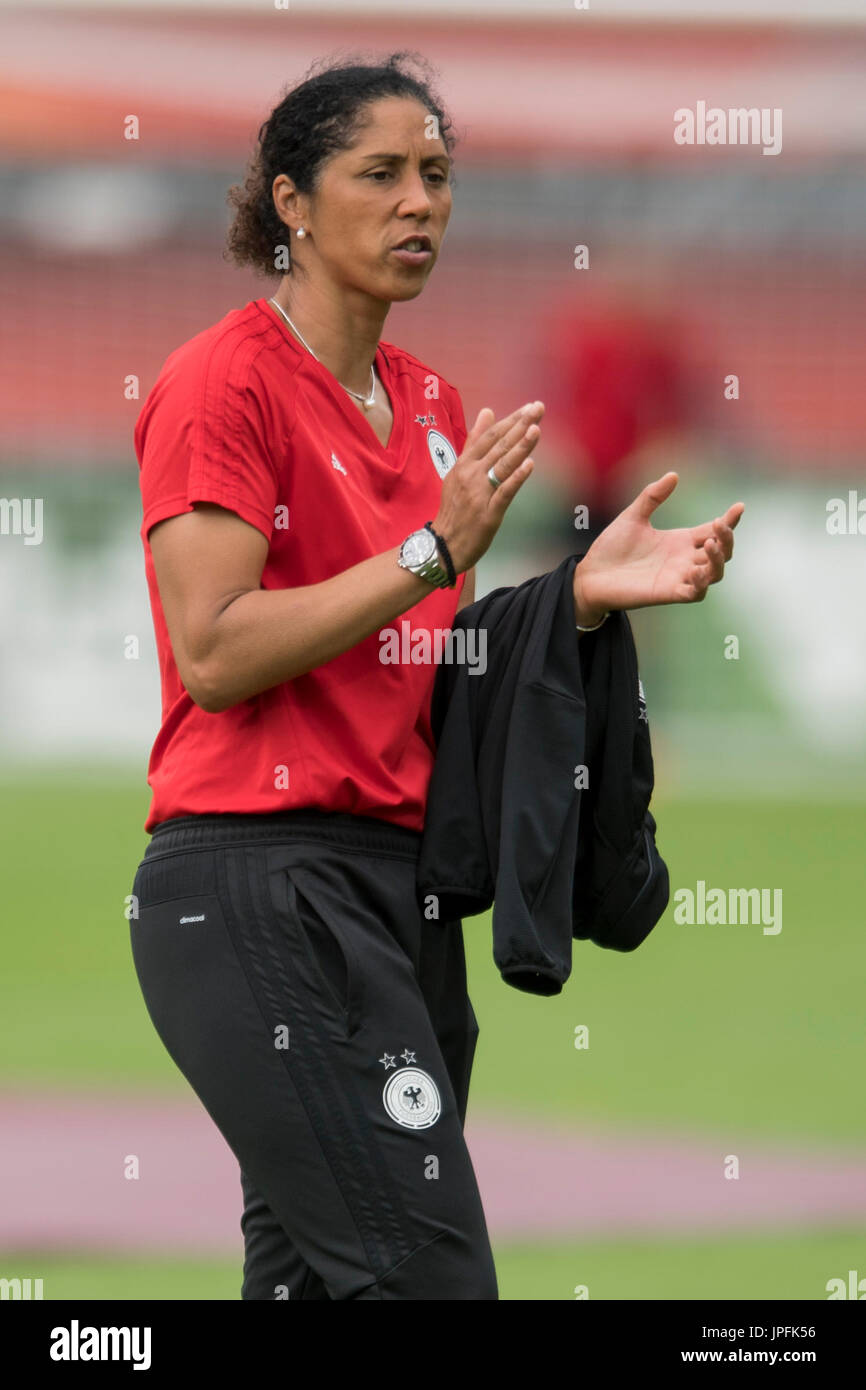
[130,52,742,1302]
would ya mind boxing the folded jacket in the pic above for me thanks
[415,552,669,995]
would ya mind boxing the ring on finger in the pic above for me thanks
[487,465,501,489]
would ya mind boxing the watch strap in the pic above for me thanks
[424,522,457,588]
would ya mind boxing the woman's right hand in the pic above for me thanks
[432,401,543,573]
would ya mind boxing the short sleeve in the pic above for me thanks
[444,382,469,455]
[136,338,281,542]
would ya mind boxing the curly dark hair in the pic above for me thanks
[224,50,458,280]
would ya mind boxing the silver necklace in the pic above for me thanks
[268,297,377,410]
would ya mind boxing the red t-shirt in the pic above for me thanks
[135,297,468,833]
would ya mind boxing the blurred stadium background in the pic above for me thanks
[1,0,864,1300]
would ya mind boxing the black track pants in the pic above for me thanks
[129,809,498,1300]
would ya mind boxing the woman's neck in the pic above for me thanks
[271,277,389,396]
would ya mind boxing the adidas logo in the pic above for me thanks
[331,452,347,476]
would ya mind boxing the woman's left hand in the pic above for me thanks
[573,471,745,625]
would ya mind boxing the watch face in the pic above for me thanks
[402,530,436,567]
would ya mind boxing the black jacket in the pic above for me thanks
[415,553,669,995]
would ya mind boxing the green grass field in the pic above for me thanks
[3,1229,863,1301]
[2,779,863,1298]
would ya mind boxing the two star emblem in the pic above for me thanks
[414,414,437,427]
[379,1049,417,1070]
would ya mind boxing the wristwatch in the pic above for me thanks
[397,527,451,588]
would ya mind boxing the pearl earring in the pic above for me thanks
[296,227,306,239]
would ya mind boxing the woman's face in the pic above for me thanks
[293,95,453,302]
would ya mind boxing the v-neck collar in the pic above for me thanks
[257,298,407,471]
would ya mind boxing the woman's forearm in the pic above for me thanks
[192,544,440,712]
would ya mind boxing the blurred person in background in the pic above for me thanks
[541,269,699,549]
